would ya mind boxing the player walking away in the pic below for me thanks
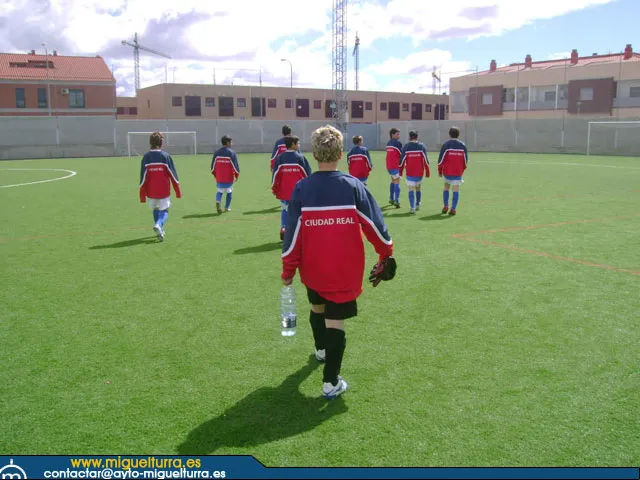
[211,135,240,214]
[438,127,468,216]
[281,125,396,400]
[139,131,181,242]
[272,135,312,240]
[385,128,403,208]
[270,125,292,172]
[346,135,373,186]
[399,130,430,215]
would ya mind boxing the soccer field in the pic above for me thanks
[1,151,639,466]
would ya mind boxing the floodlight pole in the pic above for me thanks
[42,42,52,117]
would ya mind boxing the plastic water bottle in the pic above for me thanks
[280,285,297,337]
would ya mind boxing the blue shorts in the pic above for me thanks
[357,177,368,185]
[407,176,422,183]
[387,169,400,176]
[217,182,233,189]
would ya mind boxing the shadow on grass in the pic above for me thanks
[233,241,282,255]
[420,213,452,221]
[176,356,347,455]
[182,213,219,219]
[243,206,280,215]
[89,237,157,249]
[385,212,414,218]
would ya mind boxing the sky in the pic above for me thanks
[0,0,636,97]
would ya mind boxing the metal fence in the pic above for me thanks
[1,116,639,160]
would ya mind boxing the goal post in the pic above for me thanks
[587,121,640,156]
[127,131,197,158]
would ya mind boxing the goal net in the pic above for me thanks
[587,121,640,156]
[127,131,197,158]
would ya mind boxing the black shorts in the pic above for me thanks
[306,287,358,320]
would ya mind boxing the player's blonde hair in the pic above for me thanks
[311,125,343,163]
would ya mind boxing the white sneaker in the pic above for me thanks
[322,376,348,399]
[153,224,164,242]
[225,207,231,212]
[315,349,326,362]
[409,208,416,215]
[416,203,421,211]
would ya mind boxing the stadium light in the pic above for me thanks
[280,58,293,88]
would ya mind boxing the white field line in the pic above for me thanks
[0,169,77,188]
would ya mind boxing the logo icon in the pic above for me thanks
[0,459,27,479]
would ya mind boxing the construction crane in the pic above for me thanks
[353,32,360,91]
[432,66,441,95]
[121,33,172,94]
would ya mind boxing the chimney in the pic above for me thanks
[524,54,532,68]
[53,50,57,56]
[30,49,35,55]
[624,44,633,60]
[570,49,579,65]
[490,59,497,72]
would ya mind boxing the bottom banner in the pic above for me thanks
[0,456,637,480]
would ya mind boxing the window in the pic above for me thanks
[15,88,26,108]
[313,100,322,109]
[351,100,364,119]
[116,107,125,115]
[579,87,594,101]
[502,88,515,103]
[517,87,529,104]
[172,96,182,107]
[37,88,47,108]
[630,86,640,98]
[129,107,138,115]
[558,84,568,101]
[185,96,201,117]
[205,97,216,107]
[544,91,556,102]
[402,103,409,112]
[268,98,277,108]
[481,93,493,105]
[69,89,85,108]
[237,98,246,108]
[285,99,293,108]
[425,104,432,112]
[365,101,373,111]
[380,102,387,111]
[388,102,400,119]
[219,96,234,117]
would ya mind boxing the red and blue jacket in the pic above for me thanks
[270,137,288,171]
[139,150,181,202]
[282,172,394,303]
[211,147,240,184]
[385,139,403,171]
[437,139,468,178]
[347,145,373,180]
[399,141,430,178]
[272,150,312,201]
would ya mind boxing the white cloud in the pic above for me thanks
[0,0,618,96]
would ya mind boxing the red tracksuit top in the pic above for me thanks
[139,150,181,202]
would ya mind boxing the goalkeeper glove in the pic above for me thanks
[369,256,397,287]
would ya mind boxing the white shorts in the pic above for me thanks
[406,179,423,187]
[148,197,171,210]
[217,187,233,193]
[444,178,464,186]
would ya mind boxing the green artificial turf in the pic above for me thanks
[1,151,638,466]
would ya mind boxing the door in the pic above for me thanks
[251,97,266,117]
[388,101,400,119]
[411,102,422,120]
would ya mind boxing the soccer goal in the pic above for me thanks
[586,121,640,156]
[127,131,197,158]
